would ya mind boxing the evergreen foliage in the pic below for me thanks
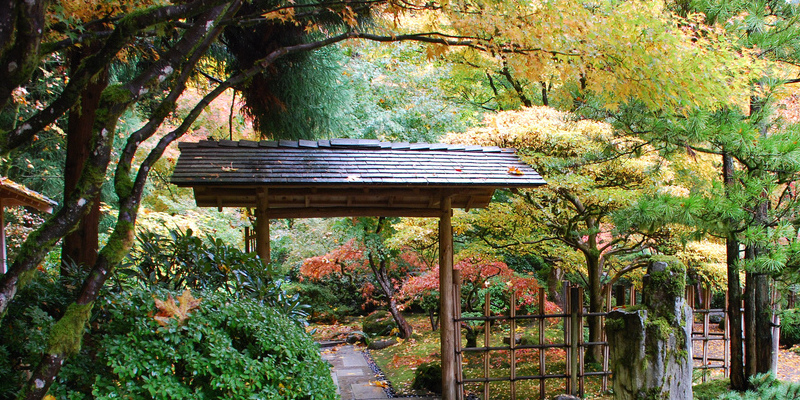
[717,374,800,400]
[50,289,335,399]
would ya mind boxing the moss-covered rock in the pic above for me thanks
[362,310,396,336]
[606,260,693,400]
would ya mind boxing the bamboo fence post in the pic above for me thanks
[564,284,572,395]
[569,286,580,396]
[539,288,546,400]
[578,287,585,398]
[510,290,517,400]
[702,288,710,382]
[484,291,491,400]
[602,286,611,391]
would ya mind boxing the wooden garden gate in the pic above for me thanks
[452,279,753,400]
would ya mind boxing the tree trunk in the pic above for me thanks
[61,47,108,274]
[723,150,747,390]
[753,273,773,373]
[16,5,238,396]
[744,271,757,378]
[727,236,745,389]
[586,252,604,363]
[428,308,438,331]
[387,297,413,339]
[546,266,564,310]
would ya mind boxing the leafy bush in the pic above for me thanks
[290,278,365,323]
[123,228,310,325]
[411,362,442,394]
[52,288,336,399]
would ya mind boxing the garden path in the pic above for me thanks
[320,342,440,400]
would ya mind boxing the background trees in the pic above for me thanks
[4,0,800,398]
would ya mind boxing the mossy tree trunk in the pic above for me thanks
[16,5,239,398]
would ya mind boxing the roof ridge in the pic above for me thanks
[179,139,511,153]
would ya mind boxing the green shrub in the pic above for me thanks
[52,288,336,399]
[412,362,442,394]
[290,279,364,322]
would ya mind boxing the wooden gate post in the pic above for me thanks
[439,196,456,400]
[569,286,581,396]
[255,188,270,267]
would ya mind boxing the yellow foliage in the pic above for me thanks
[674,240,728,290]
[439,0,764,111]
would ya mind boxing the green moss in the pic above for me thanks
[605,315,625,333]
[114,171,135,199]
[16,268,38,292]
[646,317,674,342]
[47,302,93,355]
[647,260,686,299]
[99,220,135,264]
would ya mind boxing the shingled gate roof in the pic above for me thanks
[0,177,57,213]
[172,139,545,218]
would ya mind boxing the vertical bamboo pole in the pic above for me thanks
[602,286,611,391]
[453,270,464,400]
[539,288,546,400]
[702,288,710,382]
[244,226,250,253]
[484,291,491,400]
[578,287,585,398]
[439,197,456,400]
[510,290,517,400]
[0,198,5,274]
[569,286,579,396]
[255,188,270,267]
[564,284,572,395]
[629,286,636,306]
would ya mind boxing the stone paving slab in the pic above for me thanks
[321,344,389,400]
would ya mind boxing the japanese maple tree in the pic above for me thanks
[300,218,426,339]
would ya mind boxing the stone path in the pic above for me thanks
[320,343,390,400]
[320,342,440,400]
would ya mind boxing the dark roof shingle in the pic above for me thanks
[172,139,545,188]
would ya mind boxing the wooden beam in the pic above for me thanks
[439,196,456,400]
[266,207,441,219]
[255,188,269,267]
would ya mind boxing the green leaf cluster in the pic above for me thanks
[51,289,336,399]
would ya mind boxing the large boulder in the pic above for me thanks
[606,259,693,400]
[362,310,397,336]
